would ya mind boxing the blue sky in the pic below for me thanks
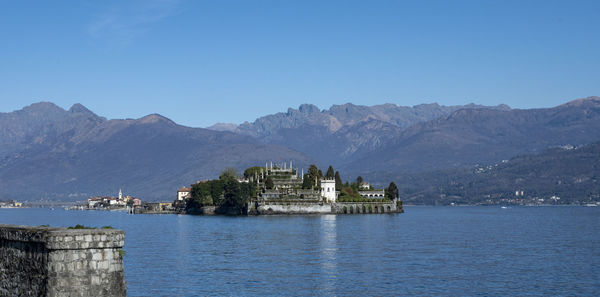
[1,0,599,127]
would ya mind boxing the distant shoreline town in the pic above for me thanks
[0,200,22,208]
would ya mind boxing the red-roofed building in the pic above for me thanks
[177,187,191,201]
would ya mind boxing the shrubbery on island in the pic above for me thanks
[185,168,255,215]
[184,164,400,215]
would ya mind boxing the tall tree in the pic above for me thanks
[386,182,399,200]
[190,182,210,200]
[187,182,214,209]
[334,171,343,190]
[308,165,319,179]
[239,183,255,204]
[356,176,364,186]
[220,167,238,180]
[223,178,241,207]
[265,176,274,189]
[325,165,335,179]
[235,183,256,207]
[317,170,323,187]
[302,175,312,189]
[306,164,320,188]
[210,179,224,206]
[243,166,263,179]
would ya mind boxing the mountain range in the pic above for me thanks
[1,96,599,203]
[0,102,312,201]
[210,102,511,166]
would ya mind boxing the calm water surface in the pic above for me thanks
[1,206,598,296]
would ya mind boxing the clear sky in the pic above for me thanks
[1,0,599,127]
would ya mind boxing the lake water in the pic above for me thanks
[1,206,598,296]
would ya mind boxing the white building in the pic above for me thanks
[358,190,385,199]
[105,198,118,205]
[320,179,337,203]
[87,197,102,208]
[177,187,191,201]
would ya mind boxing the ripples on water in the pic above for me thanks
[1,206,598,296]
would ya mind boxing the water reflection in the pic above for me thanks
[175,215,191,276]
[319,215,338,294]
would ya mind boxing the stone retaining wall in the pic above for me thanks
[331,201,402,214]
[256,203,332,214]
[0,224,126,297]
[249,200,403,215]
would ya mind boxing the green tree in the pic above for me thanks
[210,180,224,206]
[220,167,238,180]
[302,175,312,189]
[265,176,274,189]
[335,171,343,190]
[223,178,241,207]
[191,182,210,200]
[317,170,323,187]
[244,166,263,179]
[325,165,335,179]
[308,165,319,179]
[223,178,252,213]
[356,176,364,186]
[240,182,256,200]
[188,182,214,207]
[341,186,360,200]
[386,182,399,200]
[305,164,320,188]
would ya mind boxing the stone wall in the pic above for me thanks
[331,201,402,214]
[186,206,217,215]
[0,224,126,297]
[250,200,404,215]
[255,202,332,214]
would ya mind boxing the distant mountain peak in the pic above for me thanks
[413,102,440,108]
[22,101,64,112]
[298,104,320,114]
[69,103,91,113]
[68,103,103,119]
[137,113,175,125]
[496,104,511,110]
[206,122,238,132]
[561,96,600,107]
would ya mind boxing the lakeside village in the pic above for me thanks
[0,200,23,208]
[83,161,404,215]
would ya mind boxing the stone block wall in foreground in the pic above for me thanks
[0,224,126,297]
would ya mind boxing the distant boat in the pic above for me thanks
[585,204,597,207]
[501,206,508,209]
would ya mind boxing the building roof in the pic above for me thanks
[178,187,191,192]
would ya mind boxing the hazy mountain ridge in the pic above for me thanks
[234,102,511,136]
[0,102,106,156]
[393,141,600,204]
[0,103,313,201]
[230,102,510,165]
[344,96,600,180]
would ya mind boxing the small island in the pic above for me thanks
[167,161,403,215]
